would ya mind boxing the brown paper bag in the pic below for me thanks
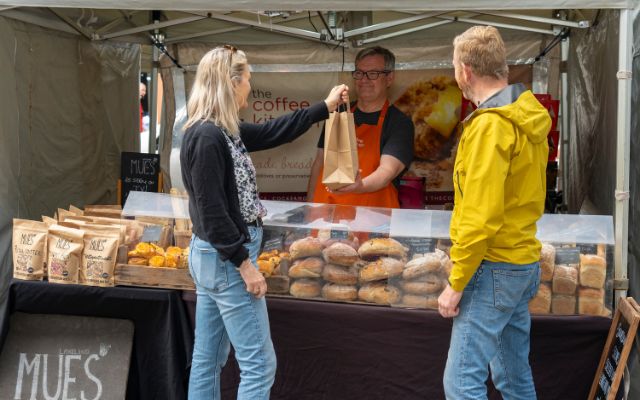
[322,106,359,190]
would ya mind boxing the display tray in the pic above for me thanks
[115,264,195,291]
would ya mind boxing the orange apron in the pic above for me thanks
[312,100,400,209]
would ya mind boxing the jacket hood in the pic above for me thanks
[472,83,551,145]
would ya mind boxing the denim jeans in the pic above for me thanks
[188,226,276,400]
[443,260,540,400]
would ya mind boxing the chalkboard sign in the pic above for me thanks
[330,229,350,240]
[555,247,580,265]
[262,237,284,253]
[588,297,640,400]
[0,313,133,400]
[394,237,436,257]
[120,152,160,205]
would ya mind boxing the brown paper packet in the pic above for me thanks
[87,217,153,249]
[47,225,84,284]
[84,205,122,219]
[57,208,76,223]
[81,226,121,287]
[42,216,58,226]
[69,205,84,216]
[12,219,48,281]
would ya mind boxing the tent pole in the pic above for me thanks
[560,35,569,210]
[614,8,633,300]
[148,21,160,154]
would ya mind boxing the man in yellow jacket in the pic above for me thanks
[438,26,550,399]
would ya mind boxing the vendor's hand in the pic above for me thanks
[357,138,364,148]
[331,170,364,194]
[238,258,267,298]
[438,284,463,318]
[324,84,349,112]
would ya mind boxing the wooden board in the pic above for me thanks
[115,264,195,291]
[588,297,640,400]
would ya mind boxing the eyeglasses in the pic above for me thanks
[352,70,391,80]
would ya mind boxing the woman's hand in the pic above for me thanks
[324,84,349,112]
[238,258,267,298]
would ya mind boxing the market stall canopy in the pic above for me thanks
[1,0,638,11]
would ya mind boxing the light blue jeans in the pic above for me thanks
[187,227,276,400]
[443,260,540,400]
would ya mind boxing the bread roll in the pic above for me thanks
[579,254,606,289]
[288,257,324,278]
[578,287,605,315]
[321,283,358,301]
[258,259,277,277]
[403,254,442,279]
[358,238,407,260]
[400,275,443,295]
[359,257,405,282]
[551,294,576,314]
[322,263,359,285]
[289,237,324,260]
[289,278,321,298]
[358,282,402,305]
[128,257,147,266]
[322,242,360,267]
[401,294,439,309]
[540,243,556,282]
[321,237,359,251]
[528,283,551,314]
[552,265,578,295]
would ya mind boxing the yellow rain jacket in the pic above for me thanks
[449,84,550,292]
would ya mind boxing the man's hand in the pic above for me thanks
[238,258,267,298]
[438,284,463,318]
[332,171,364,194]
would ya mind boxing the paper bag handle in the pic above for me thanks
[337,93,351,113]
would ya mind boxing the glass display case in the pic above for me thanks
[258,201,615,315]
[121,192,615,315]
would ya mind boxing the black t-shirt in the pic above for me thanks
[317,104,414,169]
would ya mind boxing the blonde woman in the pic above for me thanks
[181,45,348,400]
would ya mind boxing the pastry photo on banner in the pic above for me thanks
[391,65,533,206]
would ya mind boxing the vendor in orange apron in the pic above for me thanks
[312,100,399,209]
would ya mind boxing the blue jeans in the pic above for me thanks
[188,227,276,400]
[443,261,540,400]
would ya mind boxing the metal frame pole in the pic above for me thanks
[614,8,633,299]
[560,35,569,207]
[148,21,160,154]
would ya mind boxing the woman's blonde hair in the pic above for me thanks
[184,46,248,135]
[453,26,509,80]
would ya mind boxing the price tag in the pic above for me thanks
[140,225,162,243]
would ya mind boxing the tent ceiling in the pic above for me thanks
[0,7,601,47]
[0,1,638,11]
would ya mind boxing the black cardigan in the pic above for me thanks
[181,101,329,267]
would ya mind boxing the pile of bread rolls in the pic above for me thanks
[280,236,453,309]
[529,243,610,316]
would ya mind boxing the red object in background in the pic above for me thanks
[548,130,559,161]
[398,176,425,209]
[534,94,560,131]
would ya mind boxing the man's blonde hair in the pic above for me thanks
[185,46,248,135]
[453,26,509,80]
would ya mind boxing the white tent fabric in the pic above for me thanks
[0,1,638,11]
[0,17,140,317]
